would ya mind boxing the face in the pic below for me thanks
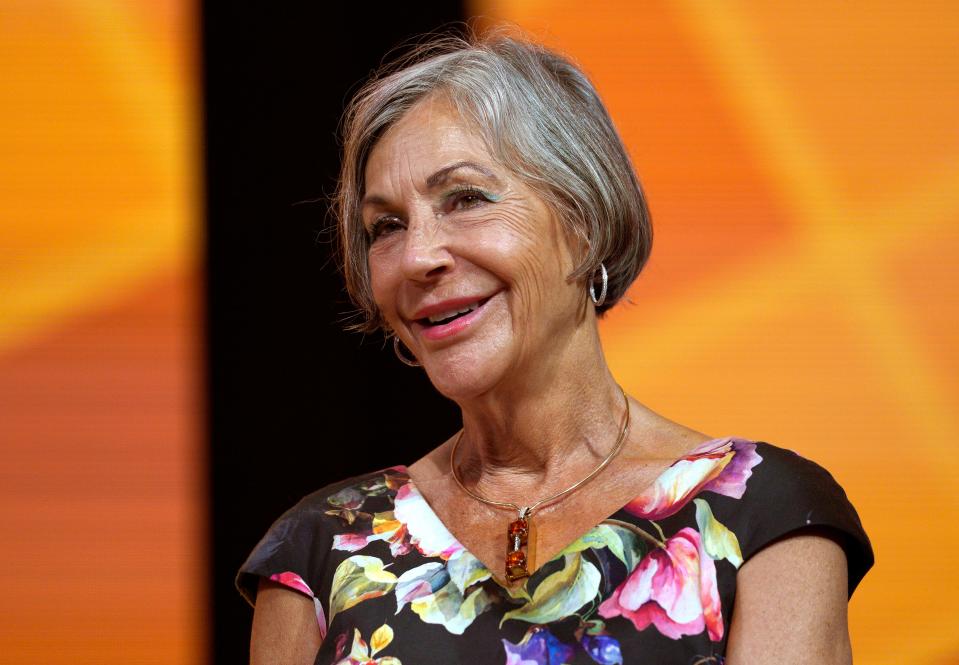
[362,97,587,399]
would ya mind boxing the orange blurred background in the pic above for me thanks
[0,1,203,664]
[1,1,956,664]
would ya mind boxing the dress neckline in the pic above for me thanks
[390,435,738,587]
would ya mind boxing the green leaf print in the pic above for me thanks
[409,579,495,635]
[694,498,744,568]
[500,553,601,627]
[446,550,492,594]
[329,555,398,621]
[561,523,648,572]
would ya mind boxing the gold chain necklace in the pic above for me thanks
[449,387,631,583]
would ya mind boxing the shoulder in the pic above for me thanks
[279,465,410,523]
[742,442,863,530]
[250,465,408,555]
[728,441,874,596]
[236,465,409,607]
[748,441,846,492]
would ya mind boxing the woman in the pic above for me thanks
[238,33,872,664]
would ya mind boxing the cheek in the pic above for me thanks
[463,218,572,335]
[476,206,571,292]
[367,251,400,316]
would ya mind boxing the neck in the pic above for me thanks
[451,322,627,503]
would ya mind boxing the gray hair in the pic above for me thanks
[335,31,652,332]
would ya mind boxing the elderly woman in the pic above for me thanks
[237,34,872,664]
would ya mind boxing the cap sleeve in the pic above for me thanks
[737,443,874,596]
[235,489,335,637]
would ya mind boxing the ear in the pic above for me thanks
[557,217,595,289]
[567,223,592,265]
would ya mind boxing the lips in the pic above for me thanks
[411,295,491,322]
[410,293,496,342]
[422,300,484,325]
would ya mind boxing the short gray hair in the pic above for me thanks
[335,31,652,332]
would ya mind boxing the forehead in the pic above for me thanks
[364,97,495,190]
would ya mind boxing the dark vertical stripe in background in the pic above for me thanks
[202,4,465,662]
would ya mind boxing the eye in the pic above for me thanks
[368,216,404,242]
[448,187,492,212]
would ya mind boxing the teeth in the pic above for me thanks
[427,302,479,324]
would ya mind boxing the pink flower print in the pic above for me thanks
[332,513,411,557]
[624,438,761,521]
[598,527,723,642]
[268,572,328,639]
[393,483,463,560]
[333,533,376,552]
[269,571,314,597]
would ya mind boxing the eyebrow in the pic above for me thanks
[361,160,501,209]
[425,161,500,188]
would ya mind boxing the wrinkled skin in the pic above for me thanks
[363,96,590,403]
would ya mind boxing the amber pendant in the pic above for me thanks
[506,508,532,583]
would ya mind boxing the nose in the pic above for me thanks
[400,212,453,282]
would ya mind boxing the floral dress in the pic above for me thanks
[237,438,873,664]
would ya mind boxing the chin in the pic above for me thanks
[421,343,512,402]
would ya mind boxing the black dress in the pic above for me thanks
[238,438,873,664]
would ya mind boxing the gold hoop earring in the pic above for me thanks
[393,336,421,367]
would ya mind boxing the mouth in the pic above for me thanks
[411,294,495,341]
[418,297,489,326]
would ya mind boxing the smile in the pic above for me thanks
[411,294,495,342]
[425,302,483,325]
